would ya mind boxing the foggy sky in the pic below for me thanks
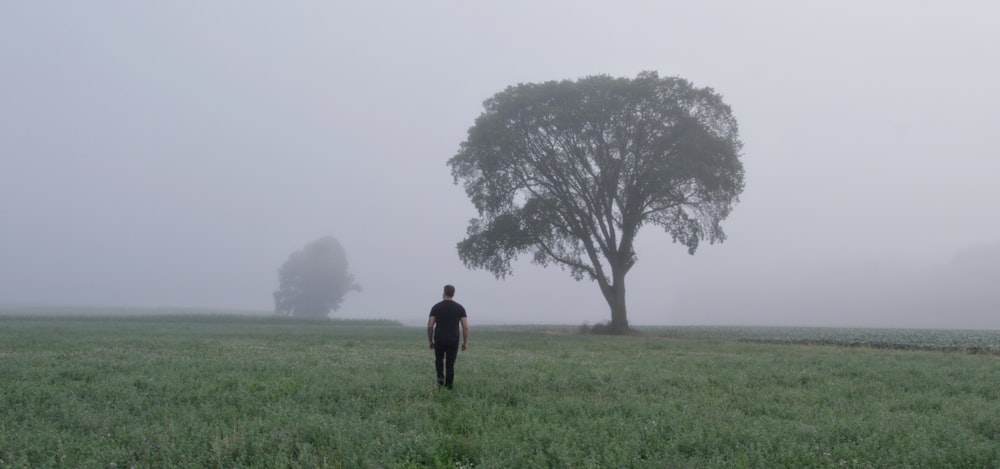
[2,1,998,328]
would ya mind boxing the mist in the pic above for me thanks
[2,1,998,328]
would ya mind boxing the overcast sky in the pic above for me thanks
[2,1,998,328]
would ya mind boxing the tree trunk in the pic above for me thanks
[609,291,628,333]
[602,269,629,333]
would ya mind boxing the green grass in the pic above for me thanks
[1,316,998,468]
[639,325,1000,354]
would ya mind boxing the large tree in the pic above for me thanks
[273,236,360,317]
[448,71,744,332]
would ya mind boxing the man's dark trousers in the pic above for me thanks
[434,342,459,388]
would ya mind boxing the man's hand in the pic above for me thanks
[461,343,468,351]
[429,342,435,349]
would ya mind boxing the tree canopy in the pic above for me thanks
[273,236,360,317]
[448,71,745,331]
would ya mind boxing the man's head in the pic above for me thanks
[443,284,456,299]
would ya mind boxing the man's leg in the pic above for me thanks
[444,343,459,389]
[434,345,446,387]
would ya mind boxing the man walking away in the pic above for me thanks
[427,284,469,389]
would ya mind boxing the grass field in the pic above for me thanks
[1,315,998,468]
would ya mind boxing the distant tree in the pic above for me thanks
[448,72,745,332]
[273,236,360,317]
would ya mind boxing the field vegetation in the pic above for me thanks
[578,324,1000,354]
[1,315,998,468]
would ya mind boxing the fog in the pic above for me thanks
[2,1,998,328]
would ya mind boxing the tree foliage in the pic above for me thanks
[448,72,744,331]
[273,236,360,317]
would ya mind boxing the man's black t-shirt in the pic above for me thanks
[429,300,467,345]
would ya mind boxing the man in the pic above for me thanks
[427,284,469,389]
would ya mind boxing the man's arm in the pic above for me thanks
[460,317,469,351]
[427,315,436,349]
